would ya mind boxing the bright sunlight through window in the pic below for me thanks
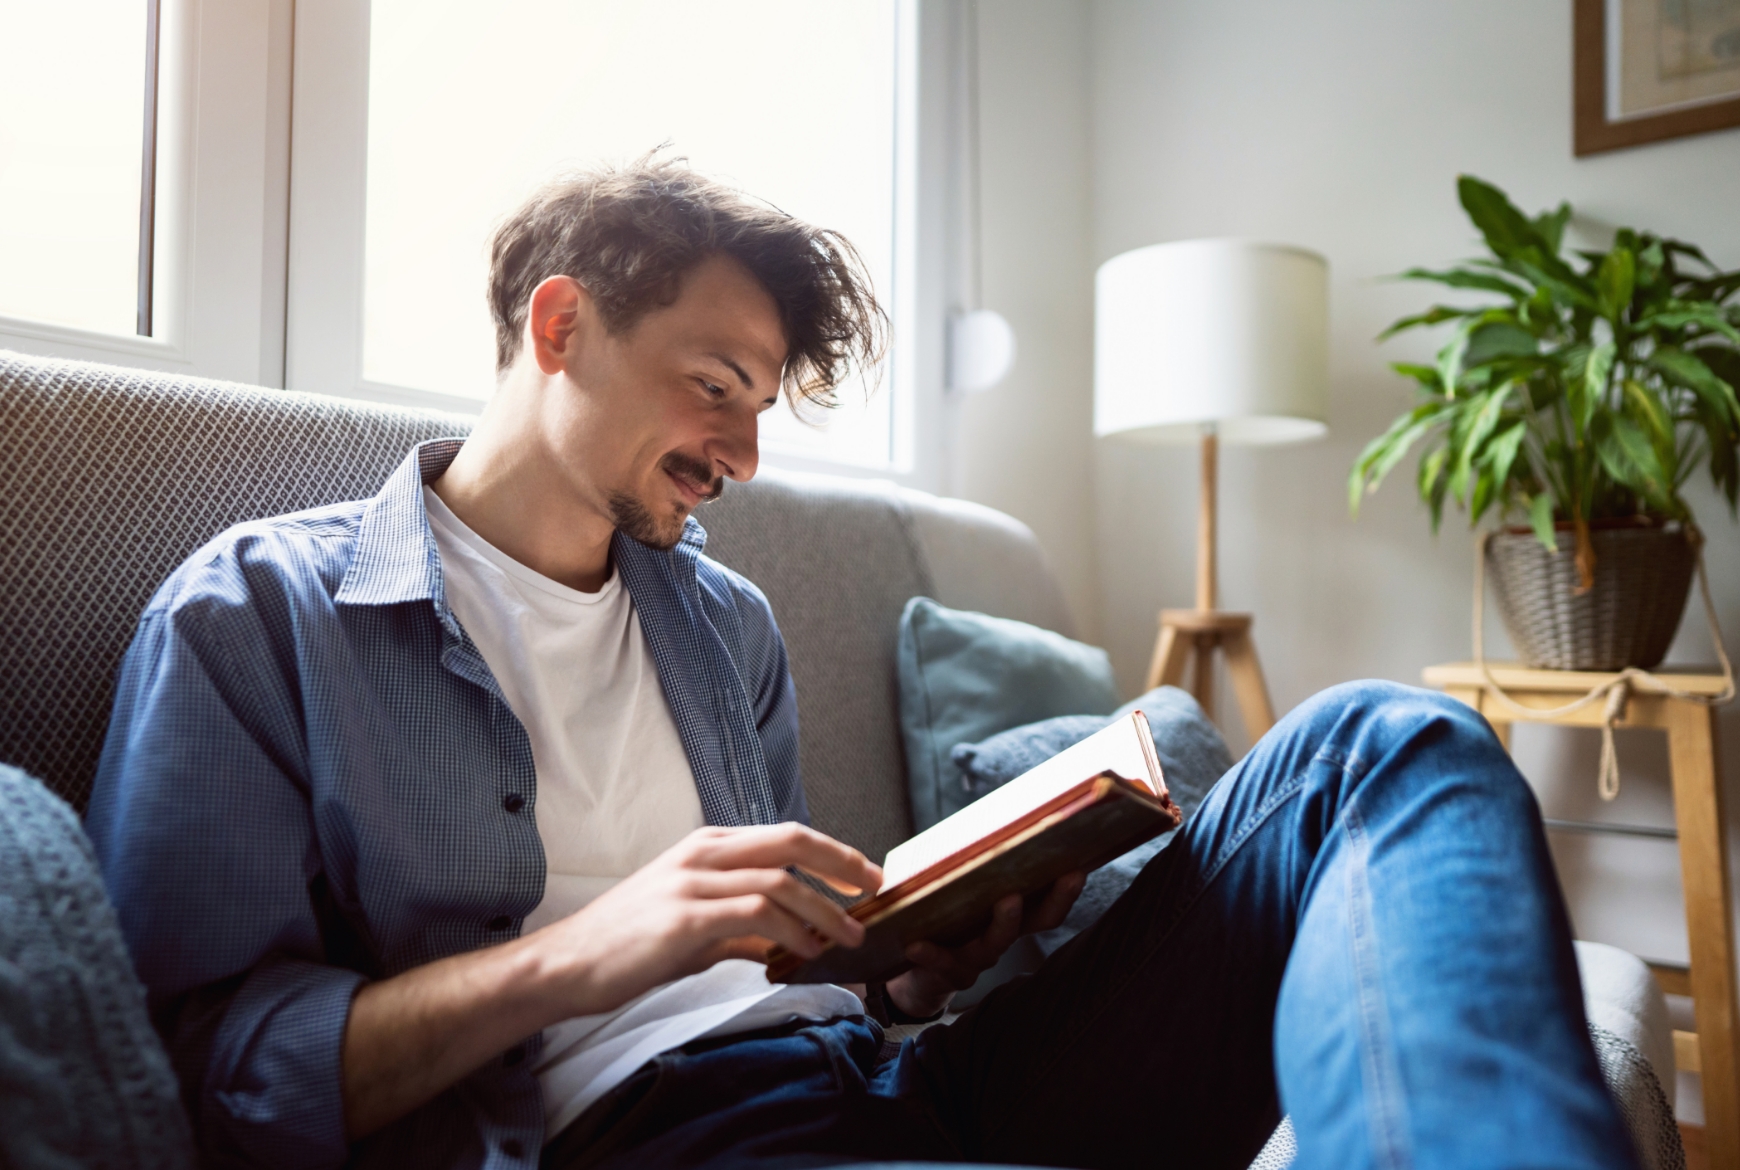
[363,0,908,469]
[0,1,148,337]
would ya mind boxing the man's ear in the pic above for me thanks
[525,276,590,376]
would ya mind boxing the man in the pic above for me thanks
[88,159,1635,1170]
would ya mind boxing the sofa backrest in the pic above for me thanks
[700,470,1071,862]
[0,350,1072,864]
[0,351,473,815]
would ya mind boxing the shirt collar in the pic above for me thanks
[334,439,464,611]
[335,437,713,610]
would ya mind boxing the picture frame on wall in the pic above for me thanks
[1574,0,1740,155]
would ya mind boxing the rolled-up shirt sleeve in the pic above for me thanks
[87,571,361,1170]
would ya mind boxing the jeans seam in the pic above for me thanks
[1345,799,1412,1170]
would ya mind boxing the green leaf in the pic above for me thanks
[1528,492,1558,551]
[1483,419,1528,483]
[1502,250,1599,312]
[1574,341,1616,430]
[1533,202,1572,254]
[1695,347,1740,409]
[1396,266,1532,298]
[1650,347,1740,429]
[1390,361,1444,389]
[1471,467,1497,521]
[1377,305,1477,340]
[1450,388,1510,500]
[1596,248,1636,322]
[1595,414,1678,514]
[1349,402,1444,512]
[1695,391,1740,514]
[1458,175,1548,258]
[1473,421,1528,524]
[1662,238,1715,270]
[1419,444,1450,531]
[1463,320,1538,366]
[1639,304,1740,346]
[1437,331,1470,398]
[1621,378,1673,447]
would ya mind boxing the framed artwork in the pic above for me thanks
[1574,0,1740,155]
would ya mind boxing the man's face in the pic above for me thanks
[545,254,787,549]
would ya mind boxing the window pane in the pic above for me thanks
[0,1,147,336]
[363,0,901,467]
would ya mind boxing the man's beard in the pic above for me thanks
[608,451,724,550]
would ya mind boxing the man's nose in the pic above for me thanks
[711,403,761,483]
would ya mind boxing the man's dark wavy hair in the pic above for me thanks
[487,154,887,410]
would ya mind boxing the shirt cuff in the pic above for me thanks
[206,958,366,1169]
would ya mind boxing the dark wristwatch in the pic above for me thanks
[864,979,948,1026]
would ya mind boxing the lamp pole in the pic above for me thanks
[1147,419,1277,742]
[1196,423,1217,613]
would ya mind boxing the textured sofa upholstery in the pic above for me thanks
[0,349,1683,1166]
[0,348,1068,870]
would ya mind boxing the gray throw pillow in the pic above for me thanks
[945,687,1235,1005]
[949,685,1231,819]
[896,597,1120,832]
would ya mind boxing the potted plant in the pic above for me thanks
[1350,175,1740,670]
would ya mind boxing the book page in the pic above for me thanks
[880,712,1158,891]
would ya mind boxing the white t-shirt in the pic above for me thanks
[423,489,860,1139]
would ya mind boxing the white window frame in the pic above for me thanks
[0,0,969,495]
[285,0,964,493]
[0,0,295,387]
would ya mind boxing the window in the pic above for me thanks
[294,0,918,472]
[0,1,945,477]
[0,0,152,337]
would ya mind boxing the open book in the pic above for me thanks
[766,711,1182,985]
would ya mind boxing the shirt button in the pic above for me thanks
[501,1138,525,1158]
[487,915,512,932]
[502,792,526,813]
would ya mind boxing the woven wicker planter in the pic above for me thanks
[1485,522,1696,670]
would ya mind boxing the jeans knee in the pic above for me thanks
[1290,679,1477,737]
[1285,680,1519,788]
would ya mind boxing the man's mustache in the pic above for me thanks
[661,452,724,503]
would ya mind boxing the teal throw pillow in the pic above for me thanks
[896,596,1120,832]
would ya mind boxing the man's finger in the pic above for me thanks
[904,941,979,991]
[682,869,866,948]
[697,894,831,960]
[1023,872,1086,934]
[685,824,883,897]
[982,893,1023,953]
[903,894,1023,988]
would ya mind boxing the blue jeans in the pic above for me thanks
[543,682,1636,1169]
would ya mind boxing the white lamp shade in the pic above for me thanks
[1094,239,1329,445]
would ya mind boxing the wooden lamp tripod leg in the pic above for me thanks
[1142,426,1277,741]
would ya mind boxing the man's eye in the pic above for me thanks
[700,380,726,398]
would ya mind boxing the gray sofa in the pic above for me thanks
[0,349,1684,1167]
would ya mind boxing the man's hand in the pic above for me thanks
[883,871,1086,1020]
[342,823,880,1140]
[544,824,882,1016]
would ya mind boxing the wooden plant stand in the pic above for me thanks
[1424,662,1736,1167]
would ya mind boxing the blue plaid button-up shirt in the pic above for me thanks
[85,439,807,1169]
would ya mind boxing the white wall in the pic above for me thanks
[1087,0,1740,1119]
[956,0,1101,640]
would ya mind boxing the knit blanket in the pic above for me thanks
[0,763,192,1169]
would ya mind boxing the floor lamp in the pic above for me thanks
[1094,239,1330,741]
